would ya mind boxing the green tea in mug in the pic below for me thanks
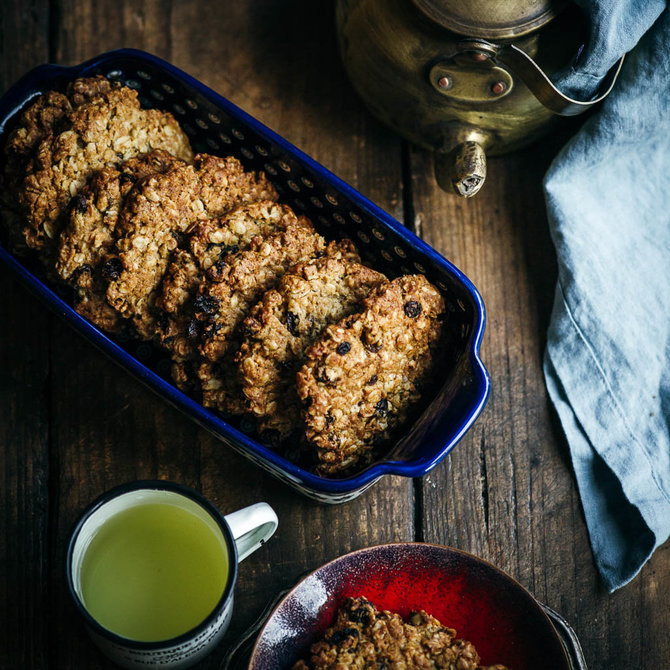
[79,502,229,642]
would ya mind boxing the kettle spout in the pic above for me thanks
[434,141,487,197]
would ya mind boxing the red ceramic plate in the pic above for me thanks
[248,543,573,670]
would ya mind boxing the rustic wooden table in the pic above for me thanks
[1,2,668,668]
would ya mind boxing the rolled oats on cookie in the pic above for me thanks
[56,150,184,331]
[236,255,385,441]
[106,154,276,339]
[297,274,445,475]
[154,200,302,362]
[18,82,193,255]
[195,234,359,415]
[292,597,509,670]
[1,76,117,253]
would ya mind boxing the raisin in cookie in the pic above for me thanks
[236,256,385,441]
[296,274,444,475]
[195,219,325,364]
[106,154,276,339]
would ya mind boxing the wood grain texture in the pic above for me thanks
[0,0,50,666]
[0,274,51,668]
[1,1,668,669]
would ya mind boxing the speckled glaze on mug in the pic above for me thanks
[249,543,571,670]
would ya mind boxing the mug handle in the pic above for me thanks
[224,503,278,562]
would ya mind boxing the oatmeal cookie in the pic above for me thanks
[292,597,508,670]
[155,201,301,361]
[195,234,358,415]
[55,150,184,331]
[197,358,248,415]
[106,154,276,339]
[296,274,445,475]
[236,256,385,441]
[2,92,70,199]
[155,247,207,393]
[1,76,114,251]
[3,77,114,187]
[18,83,193,254]
[194,221,326,363]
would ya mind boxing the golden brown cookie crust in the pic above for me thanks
[3,77,114,183]
[1,76,115,253]
[236,254,385,440]
[194,224,329,414]
[106,154,277,339]
[55,150,184,332]
[154,201,299,361]
[195,236,359,416]
[195,220,323,364]
[296,274,445,475]
[18,83,193,253]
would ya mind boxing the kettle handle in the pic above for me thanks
[498,43,625,116]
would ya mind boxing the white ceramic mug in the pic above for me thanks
[66,480,278,669]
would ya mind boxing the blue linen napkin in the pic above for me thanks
[544,1,670,590]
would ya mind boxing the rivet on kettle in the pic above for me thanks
[491,81,507,95]
[437,76,452,90]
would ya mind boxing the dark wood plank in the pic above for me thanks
[412,144,564,576]
[6,2,666,669]
[0,275,51,667]
[0,0,51,666]
[412,139,670,669]
[44,1,414,667]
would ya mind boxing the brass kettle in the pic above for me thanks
[336,0,623,196]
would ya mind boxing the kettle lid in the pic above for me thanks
[411,0,568,39]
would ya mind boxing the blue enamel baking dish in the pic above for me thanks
[0,49,489,503]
